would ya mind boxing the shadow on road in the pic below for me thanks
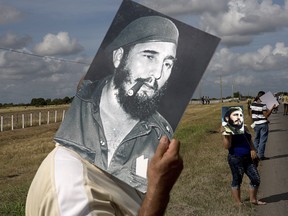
[269,154,288,160]
[269,129,287,133]
[261,192,288,203]
[268,122,280,125]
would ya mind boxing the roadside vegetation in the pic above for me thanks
[0,102,257,216]
[0,96,73,108]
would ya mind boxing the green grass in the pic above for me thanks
[0,184,27,216]
[0,102,256,216]
[0,124,57,216]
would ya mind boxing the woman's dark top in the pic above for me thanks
[229,131,251,157]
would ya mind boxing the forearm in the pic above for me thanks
[138,137,183,216]
[264,109,273,118]
[249,141,256,151]
[249,109,253,120]
[264,104,277,118]
[138,186,170,216]
[223,135,231,149]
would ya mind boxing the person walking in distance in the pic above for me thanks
[282,93,288,115]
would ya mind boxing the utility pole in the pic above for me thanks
[198,80,202,99]
[220,75,223,103]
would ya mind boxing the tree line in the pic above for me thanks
[0,96,74,108]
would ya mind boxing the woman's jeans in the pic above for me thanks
[253,123,269,158]
[228,154,260,189]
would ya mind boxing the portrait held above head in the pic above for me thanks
[26,1,220,215]
[222,106,245,135]
[55,14,179,193]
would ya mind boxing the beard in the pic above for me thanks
[113,59,167,121]
[228,118,243,130]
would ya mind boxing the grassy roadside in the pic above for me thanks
[0,124,57,216]
[0,102,256,216]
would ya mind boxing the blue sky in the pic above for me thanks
[1,0,288,103]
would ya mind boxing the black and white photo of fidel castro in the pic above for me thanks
[54,15,180,192]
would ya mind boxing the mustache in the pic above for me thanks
[127,78,158,96]
[233,120,243,124]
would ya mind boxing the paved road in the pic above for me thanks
[256,105,288,216]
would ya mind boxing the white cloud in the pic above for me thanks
[0,32,32,49]
[0,50,46,79]
[137,0,228,15]
[0,47,87,84]
[219,35,253,47]
[137,0,288,47]
[0,51,7,66]
[200,0,288,46]
[210,42,288,74]
[273,42,288,55]
[33,32,84,56]
[0,48,87,103]
[0,4,24,24]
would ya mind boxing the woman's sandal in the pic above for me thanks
[250,200,267,205]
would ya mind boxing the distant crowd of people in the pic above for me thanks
[280,93,288,115]
[201,96,210,105]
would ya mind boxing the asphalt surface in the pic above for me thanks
[256,105,288,216]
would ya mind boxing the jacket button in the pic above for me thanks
[165,125,170,133]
